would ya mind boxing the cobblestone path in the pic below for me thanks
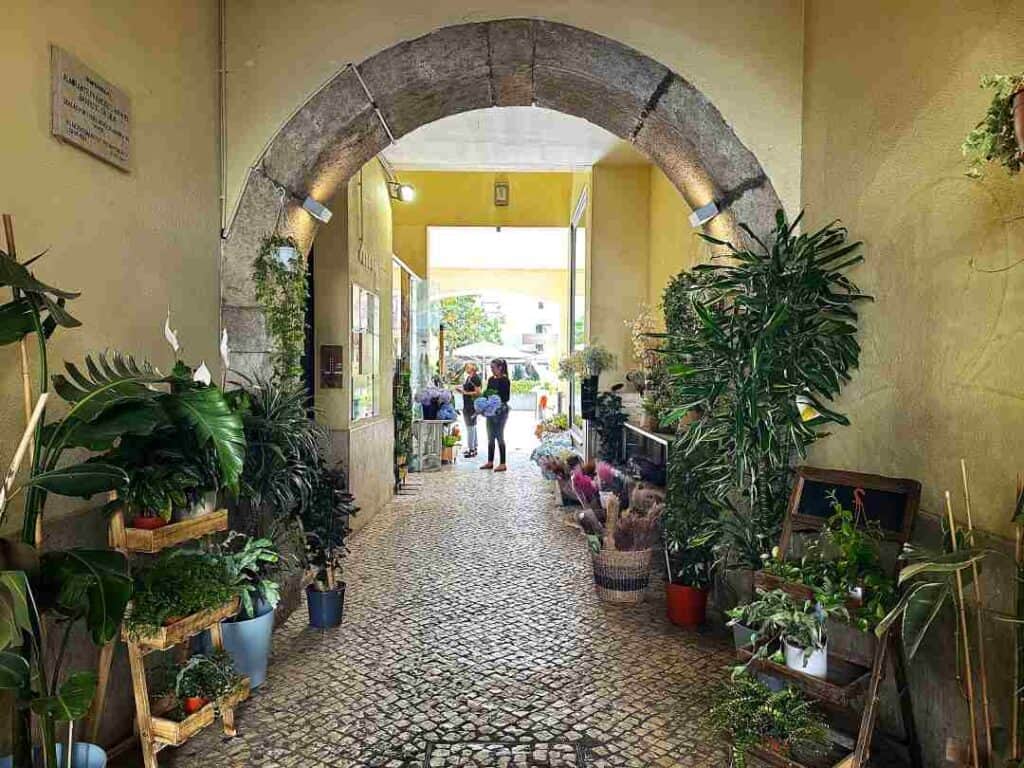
[169,417,733,767]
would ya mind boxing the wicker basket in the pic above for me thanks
[591,547,653,603]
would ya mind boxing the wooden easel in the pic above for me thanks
[745,466,924,768]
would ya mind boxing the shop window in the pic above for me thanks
[352,284,380,420]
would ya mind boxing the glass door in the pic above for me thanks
[568,187,588,445]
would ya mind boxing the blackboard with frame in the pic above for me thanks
[781,466,921,552]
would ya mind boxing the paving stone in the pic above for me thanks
[167,415,733,767]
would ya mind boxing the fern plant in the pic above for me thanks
[253,234,308,381]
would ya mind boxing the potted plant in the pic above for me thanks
[588,495,663,605]
[124,550,238,639]
[253,234,307,380]
[776,597,832,679]
[301,463,357,629]
[441,432,460,463]
[415,385,453,420]
[726,588,793,652]
[211,532,281,689]
[704,673,828,768]
[963,72,1024,178]
[174,651,244,716]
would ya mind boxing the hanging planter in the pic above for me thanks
[274,244,299,270]
[253,233,308,380]
[962,72,1024,177]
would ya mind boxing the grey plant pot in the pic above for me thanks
[220,603,275,689]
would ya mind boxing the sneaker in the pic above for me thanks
[480,463,494,470]
[494,464,507,472]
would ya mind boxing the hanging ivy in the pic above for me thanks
[252,234,307,381]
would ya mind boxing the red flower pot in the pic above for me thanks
[183,697,208,715]
[130,515,168,530]
[665,583,709,628]
[1013,88,1024,160]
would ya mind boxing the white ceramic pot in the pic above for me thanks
[784,639,828,679]
[274,245,298,269]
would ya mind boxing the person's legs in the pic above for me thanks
[463,411,478,455]
[494,408,509,469]
[482,415,495,468]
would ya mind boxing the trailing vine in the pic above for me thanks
[253,234,308,381]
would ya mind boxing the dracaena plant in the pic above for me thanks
[663,210,870,564]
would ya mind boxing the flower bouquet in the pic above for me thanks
[415,385,453,420]
[473,392,504,418]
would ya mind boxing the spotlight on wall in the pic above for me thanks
[302,196,333,223]
[386,181,416,203]
[688,200,719,228]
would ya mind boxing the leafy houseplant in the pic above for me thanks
[704,673,829,767]
[124,550,238,639]
[726,588,794,651]
[665,210,870,568]
[962,72,1024,178]
[253,234,308,381]
[302,463,357,628]
[393,368,413,484]
[173,650,243,716]
[591,387,627,463]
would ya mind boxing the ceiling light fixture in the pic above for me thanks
[688,200,719,228]
[302,196,333,223]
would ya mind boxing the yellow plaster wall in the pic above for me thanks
[647,167,703,319]
[224,0,805,226]
[391,171,573,277]
[801,0,1024,535]
[0,1,220,526]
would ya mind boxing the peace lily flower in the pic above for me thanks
[192,361,212,386]
[219,328,231,371]
[164,310,181,355]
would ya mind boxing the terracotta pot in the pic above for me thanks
[761,738,790,756]
[1013,87,1024,160]
[665,583,709,627]
[640,414,659,432]
[130,515,168,530]
[183,697,208,715]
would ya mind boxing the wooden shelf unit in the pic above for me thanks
[738,467,924,768]
[85,507,246,768]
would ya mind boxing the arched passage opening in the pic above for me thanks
[221,18,782,371]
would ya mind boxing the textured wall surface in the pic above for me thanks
[648,167,703,313]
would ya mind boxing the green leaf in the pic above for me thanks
[51,352,164,424]
[22,463,128,499]
[30,671,96,721]
[0,250,80,300]
[0,572,32,652]
[898,550,986,584]
[163,386,246,490]
[0,651,29,690]
[40,550,132,645]
[0,299,36,346]
[902,581,952,659]
[50,401,168,452]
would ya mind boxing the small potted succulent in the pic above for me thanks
[415,385,453,420]
[704,673,829,767]
[963,72,1024,178]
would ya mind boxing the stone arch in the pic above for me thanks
[221,18,782,372]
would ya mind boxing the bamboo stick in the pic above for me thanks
[960,460,993,764]
[1,215,35,443]
[947,490,980,768]
[1015,474,1024,761]
[0,394,49,519]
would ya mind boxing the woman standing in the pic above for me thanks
[457,362,482,457]
[481,358,511,472]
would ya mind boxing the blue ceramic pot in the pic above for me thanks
[221,604,275,689]
[0,743,109,768]
[306,583,345,628]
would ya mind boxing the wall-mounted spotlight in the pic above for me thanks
[688,200,719,228]
[302,196,333,223]
[386,181,416,203]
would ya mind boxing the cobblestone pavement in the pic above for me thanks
[168,414,733,768]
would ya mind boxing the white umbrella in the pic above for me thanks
[450,341,534,364]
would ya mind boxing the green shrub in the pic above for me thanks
[125,551,237,637]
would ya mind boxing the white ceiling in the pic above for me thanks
[429,226,571,270]
[382,106,649,172]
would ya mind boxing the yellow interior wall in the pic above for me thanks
[647,167,703,319]
[224,0,805,225]
[391,171,573,277]
[589,164,651,382]
[0,1,220,527]
[801,0,1024,535]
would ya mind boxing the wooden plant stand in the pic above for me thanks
[87,508,247,768]
[743,467,924,768]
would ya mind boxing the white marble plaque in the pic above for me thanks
[50,46,131,171]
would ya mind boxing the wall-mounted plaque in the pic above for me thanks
[494,180,509,207]
[320,345,344,389]
[50,46,131,171]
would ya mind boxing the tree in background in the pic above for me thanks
[437,295,504,362]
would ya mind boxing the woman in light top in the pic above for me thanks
[456,362,482,458]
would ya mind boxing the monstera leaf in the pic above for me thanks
[30,671,97,721]
[163,385,246,491]
[40,550,131,645]
[22,463,127,499]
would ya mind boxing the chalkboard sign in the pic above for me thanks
[783,466,920,546]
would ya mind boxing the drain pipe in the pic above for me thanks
[217,0,228,237]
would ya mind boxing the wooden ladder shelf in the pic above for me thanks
[88,507,247,768]
[743,466,925,768]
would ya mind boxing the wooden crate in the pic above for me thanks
[219,677,251,709]
[122,509,229,553]
[124,597,240,651]
[151,706,215,747]
[737,647,871,708]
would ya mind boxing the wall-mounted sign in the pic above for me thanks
[50,46,131,171]
[494,180,509,207]
[320,345,344,389]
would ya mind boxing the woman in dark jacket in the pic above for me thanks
[480,358,511,472]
